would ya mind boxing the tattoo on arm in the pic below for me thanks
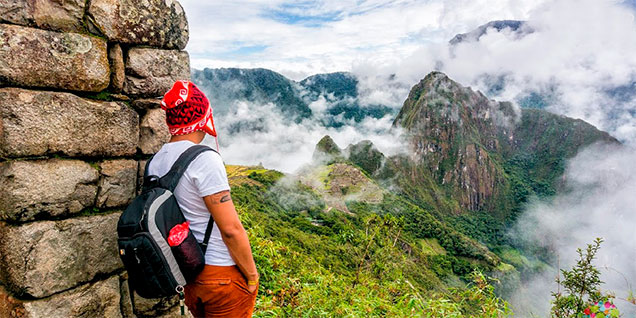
[209,191,232,204]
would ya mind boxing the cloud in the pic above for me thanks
[179,0,544,80]
[180,0,634,142]
[376,0,636,144]
[509,144,636,316]
[203,100,405,173]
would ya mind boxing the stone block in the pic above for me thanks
[88,0,188,49]
[132,98,163,111]
[109,43,125,92]
[120,275,191,318]
[156,307,194,318]
[0,88,139,158]
[124,48,190,97]
[0,0,85,32]
[0,276,122,318]
[137,159,147,194]
[97,160,137,208]
[0,159,99,222]
[0,24,110,92]
[140,108,170,154]
[0,213,122,298]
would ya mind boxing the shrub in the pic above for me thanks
[551,238,621,318]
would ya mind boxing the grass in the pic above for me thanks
[229,166,511,317]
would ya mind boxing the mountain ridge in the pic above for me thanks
[191,67,395,127]
[449,20,530,45]
[391,71,618,217]
[215,70,620,315]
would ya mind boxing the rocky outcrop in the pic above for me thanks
[393,72,515,211]
[0,159,99,222]
[0,88,139,158]
[345,140,385,176]
[88,0,189,49]
[393,71,620,214]
[450,144,498,211]
[0,276,122,318]
[0,0,86,32]
[300,163,383,213]
[0,213,121,298]
[0,24,110,92]
[124,48,190,97]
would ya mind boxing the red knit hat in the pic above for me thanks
[161,81,217,136]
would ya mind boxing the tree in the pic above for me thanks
[551,238,620,318]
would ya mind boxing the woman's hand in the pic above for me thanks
[203,191,259,294]
[246,273,259,293]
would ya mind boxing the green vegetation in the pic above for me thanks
[192,68,394,128]
[209,71,624,316]
[231,168,511,317]
[551,238,620,318]
[195,68,312,120]
[79,91,117,101]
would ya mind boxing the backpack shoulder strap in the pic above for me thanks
[141,154,158,192]
[143,154,156,179]
[159,144,221,251]
[200,216,215,254]
[158,144,218,192]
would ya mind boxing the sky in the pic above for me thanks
[179,1,636,316]
[180,0,636,144]
[180,0,550,81]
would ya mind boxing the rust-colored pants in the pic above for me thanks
[185,265,258,318]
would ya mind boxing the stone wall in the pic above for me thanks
[0,0,187,316]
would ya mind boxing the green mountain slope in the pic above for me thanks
[300,72,358,100]
[191,68,311,120]
[221,71,619,316]
[228,164,510,317]
[391,72,618,222]
[191,68,394,127]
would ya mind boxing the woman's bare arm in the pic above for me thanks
[203,190,258,291]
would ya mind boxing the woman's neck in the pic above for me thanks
[169,131,206,144]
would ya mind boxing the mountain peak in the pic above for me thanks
[389,71,619,213]
[423,70,452,82]
[449,20,529,45]
[313,135,344,163]
[345,140,385,176]
[393,71,516,132]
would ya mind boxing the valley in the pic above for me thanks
[195,69,622,316]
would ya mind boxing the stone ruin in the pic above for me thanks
[0,0,193,316]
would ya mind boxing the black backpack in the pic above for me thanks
[117,145,216,305]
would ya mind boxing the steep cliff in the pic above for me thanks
[393,72,618,217]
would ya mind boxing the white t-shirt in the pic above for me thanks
[147,140,235,266]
